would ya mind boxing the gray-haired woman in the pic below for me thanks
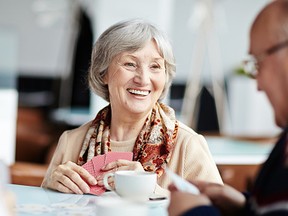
[42,19,222,196]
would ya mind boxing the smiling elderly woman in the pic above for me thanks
[41,19,222,196]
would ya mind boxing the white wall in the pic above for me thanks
[172,0,269,82]
[0,30,18,165]
[93,0,174,39]
[0,0,269,80]
[0,0,78,78]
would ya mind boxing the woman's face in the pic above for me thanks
[104,40,166,116]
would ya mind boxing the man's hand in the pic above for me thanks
[168,184,212,216]
[195,181,246,216]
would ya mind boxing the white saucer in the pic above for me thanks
[101,191,169,208]
[147,198,169,208]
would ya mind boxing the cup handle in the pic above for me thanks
[103,173,115,191]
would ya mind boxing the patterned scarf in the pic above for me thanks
[77,102,179,176]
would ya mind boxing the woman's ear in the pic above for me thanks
[103,72,108,85]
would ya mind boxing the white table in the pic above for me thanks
[7,184,168,216]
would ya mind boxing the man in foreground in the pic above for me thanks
[168,0,288,215]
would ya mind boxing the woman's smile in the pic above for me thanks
[127,88,151,97]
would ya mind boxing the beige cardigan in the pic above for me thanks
[42,121,223,195]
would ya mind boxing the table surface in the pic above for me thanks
[8,184,168,216]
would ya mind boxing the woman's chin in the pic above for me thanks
[126,104,152,115]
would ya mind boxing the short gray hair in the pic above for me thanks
[88,19,176,102]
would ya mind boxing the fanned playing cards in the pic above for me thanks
[82,152,133,195]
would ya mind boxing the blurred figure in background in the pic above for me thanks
[168,0,288,215]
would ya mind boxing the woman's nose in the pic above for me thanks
[133,67,149,85]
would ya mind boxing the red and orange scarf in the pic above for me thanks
[78,102,179,176]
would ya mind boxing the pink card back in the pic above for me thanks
[91,154,106,177]
[82,155,106,195]
[82,160,95,176]
[82,152,133,196]
[104,152,133,164]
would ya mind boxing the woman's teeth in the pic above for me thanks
[128,89,150,96]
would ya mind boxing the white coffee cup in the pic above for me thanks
[103,170,157,202]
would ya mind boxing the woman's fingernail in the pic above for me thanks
[97,180,103,186]
[90,178,97,185]
[84,186,90,193]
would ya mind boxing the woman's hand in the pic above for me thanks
[96,159,144,186]
[168,184,212,216]
[45,161,97,194]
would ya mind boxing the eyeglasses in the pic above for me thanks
[242,40,288,78]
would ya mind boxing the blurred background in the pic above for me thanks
[0,0,281,191]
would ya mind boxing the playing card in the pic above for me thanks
[104,152,133,164]
[82,160,95,177]
[82,152,133,196]
[82,155,106,195]
[91,154,106,176]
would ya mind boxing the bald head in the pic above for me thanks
[251,0,288,42]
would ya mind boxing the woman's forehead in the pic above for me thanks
[114,41,163,60]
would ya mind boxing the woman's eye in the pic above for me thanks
[124,62,136,68]
[150,64,163,71]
